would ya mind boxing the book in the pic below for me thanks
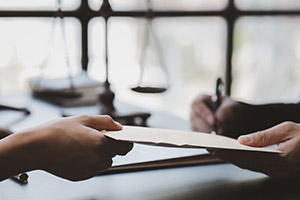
[103,153,223,175]
[30,71,102,106]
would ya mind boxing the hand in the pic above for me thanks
[7,115,133,181]
[190,94,253,138]
[212,122,300,178]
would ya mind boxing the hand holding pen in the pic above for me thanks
[191,78,254,138]
[190,78,224,134]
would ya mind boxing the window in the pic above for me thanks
[232,17,300,103]
[0,0,80,10]
[235,0,300,11]
[1,0,300,118]
[88,17,225,115]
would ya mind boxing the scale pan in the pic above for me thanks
[131,86,167,94]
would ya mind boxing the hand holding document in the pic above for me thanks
[104,126,281,153]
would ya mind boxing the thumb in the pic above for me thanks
[74,115,122,131]
[238,123,294,147]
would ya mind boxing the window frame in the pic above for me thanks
[1,0,300,95]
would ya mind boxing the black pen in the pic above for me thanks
[211,78,223,135]
[10,173,29,185]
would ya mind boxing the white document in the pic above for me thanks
[104,126,281,153]
[111,143,206,167]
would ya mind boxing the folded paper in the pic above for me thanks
[104,126,281,153]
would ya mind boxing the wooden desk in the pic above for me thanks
[0,96,299,200]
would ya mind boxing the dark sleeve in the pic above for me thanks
[242,102,300,135]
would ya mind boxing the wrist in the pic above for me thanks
[0,130,40,180]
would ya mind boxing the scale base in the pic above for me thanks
[61,104,151,127]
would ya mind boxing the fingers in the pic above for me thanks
[192,97,215,125]
[75,115,122,131]
[82,158,113,179]
[238,122,298,147]
[72,115,132,155]
[95,157,113,172]
[190,95,236,135]
[102,137,133,156]
[190,110,212,132]
[86,127,133,156]
[190,95,215,132]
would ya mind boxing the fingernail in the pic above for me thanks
[238,135,252,144]
[115,121,122,127]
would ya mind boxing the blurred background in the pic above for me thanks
[1,0,300,119]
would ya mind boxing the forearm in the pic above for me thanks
[0,133,36,181]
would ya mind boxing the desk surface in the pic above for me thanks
[0,95,299,200]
